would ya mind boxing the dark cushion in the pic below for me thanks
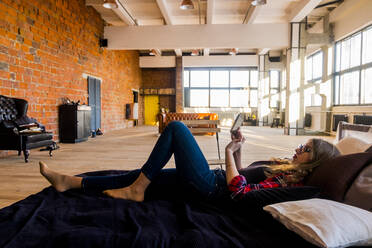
[365,145,372,153]
[238,186,321,209]
[305,152,372,202]
[24,133,53,143]
[238,163,267,183]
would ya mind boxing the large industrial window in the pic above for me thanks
[334,25,372,105]
[269,70,280,108]
[183,68,258,108]
[306,51,323,84]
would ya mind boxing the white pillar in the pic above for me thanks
[284,23,307,135]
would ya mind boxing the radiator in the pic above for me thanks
[333,114,348,131]
[353,115,372,125]
[304,113,312,128]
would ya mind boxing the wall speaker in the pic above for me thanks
[99,39,108,47]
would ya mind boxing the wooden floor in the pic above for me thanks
[0,125,333,209]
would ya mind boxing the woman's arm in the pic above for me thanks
[233,148,242,170]
[225,134,245,185]
[225,148,239,185]
[231,129,243,170]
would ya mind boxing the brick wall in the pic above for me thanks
[0,0,142,152]
[141,68,176,112]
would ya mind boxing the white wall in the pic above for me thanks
[183,55,258,68]
[330,0,372,41]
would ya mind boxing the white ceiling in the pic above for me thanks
[86,0,343,56]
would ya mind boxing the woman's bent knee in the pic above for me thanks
[167,121,187,131]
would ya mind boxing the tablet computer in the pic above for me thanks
[230,113,243,133]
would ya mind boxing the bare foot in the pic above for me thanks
[103,186,145,202]
[39,161,81,192]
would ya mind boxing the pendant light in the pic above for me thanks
[103,0,118,9]
[180,0,194,10]
[251,0,267,6]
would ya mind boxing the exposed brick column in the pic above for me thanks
[175,57,183,113]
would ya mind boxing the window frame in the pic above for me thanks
[306,50,323,84]
[183,67,258,108]
[269,70,281,108]
[333,24,372,106]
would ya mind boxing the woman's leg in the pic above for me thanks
[39,161,82,192]
[41,121,217,201]
[104,121,217,200]
[40,162,144,193]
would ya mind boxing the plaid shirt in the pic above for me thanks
[228,173,302,200]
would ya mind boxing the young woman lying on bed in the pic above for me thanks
[39,121,340,201]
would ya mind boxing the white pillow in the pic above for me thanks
[335,136,371,155]
[263,198,372,248]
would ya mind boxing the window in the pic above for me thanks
[210,89,229,107]
[270,70,280,88]
[361,68,372,104]
[269,70,280,108]
[190,89,209,107]
[210,71,229,87]
[183,68,258,108]
[190,70,209,87]
[334,24,372,105]
[183,70,189,87]
[306,51,323,83]
[230,90,249,107]
[230,70,249,87]
[250,89,258,107]
[363,27,372,64]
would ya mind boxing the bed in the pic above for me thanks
[0,122,371,248]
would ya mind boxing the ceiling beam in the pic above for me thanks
[175,49,182,57]
[203,48,210,56]
[153,49,162,56]
[258,48,270,55]
[245,6,261,24]
[207,0,215,24]
[155,0,176,57]
[156,0,173,25]
[86,0,134,26]
[288,0,323,22]
[113,0,136,25]
[105,24,289,50]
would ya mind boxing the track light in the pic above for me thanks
[103,0,118,9]
[191,49,199,56]
[251,0,267,6]
[180,0,194,10]
[229,48,238,55]
[149,49,157,56]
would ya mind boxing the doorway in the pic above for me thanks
[88,76,101,132]
[144,95,159,125]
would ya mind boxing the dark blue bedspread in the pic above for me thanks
[0,170,317,248]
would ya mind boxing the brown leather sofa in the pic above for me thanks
[157,112,219,134]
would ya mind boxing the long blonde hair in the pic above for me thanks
[264,139,340,183]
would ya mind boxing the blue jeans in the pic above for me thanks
[82,121,226,199]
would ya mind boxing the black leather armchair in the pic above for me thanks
[0,95,55,162]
